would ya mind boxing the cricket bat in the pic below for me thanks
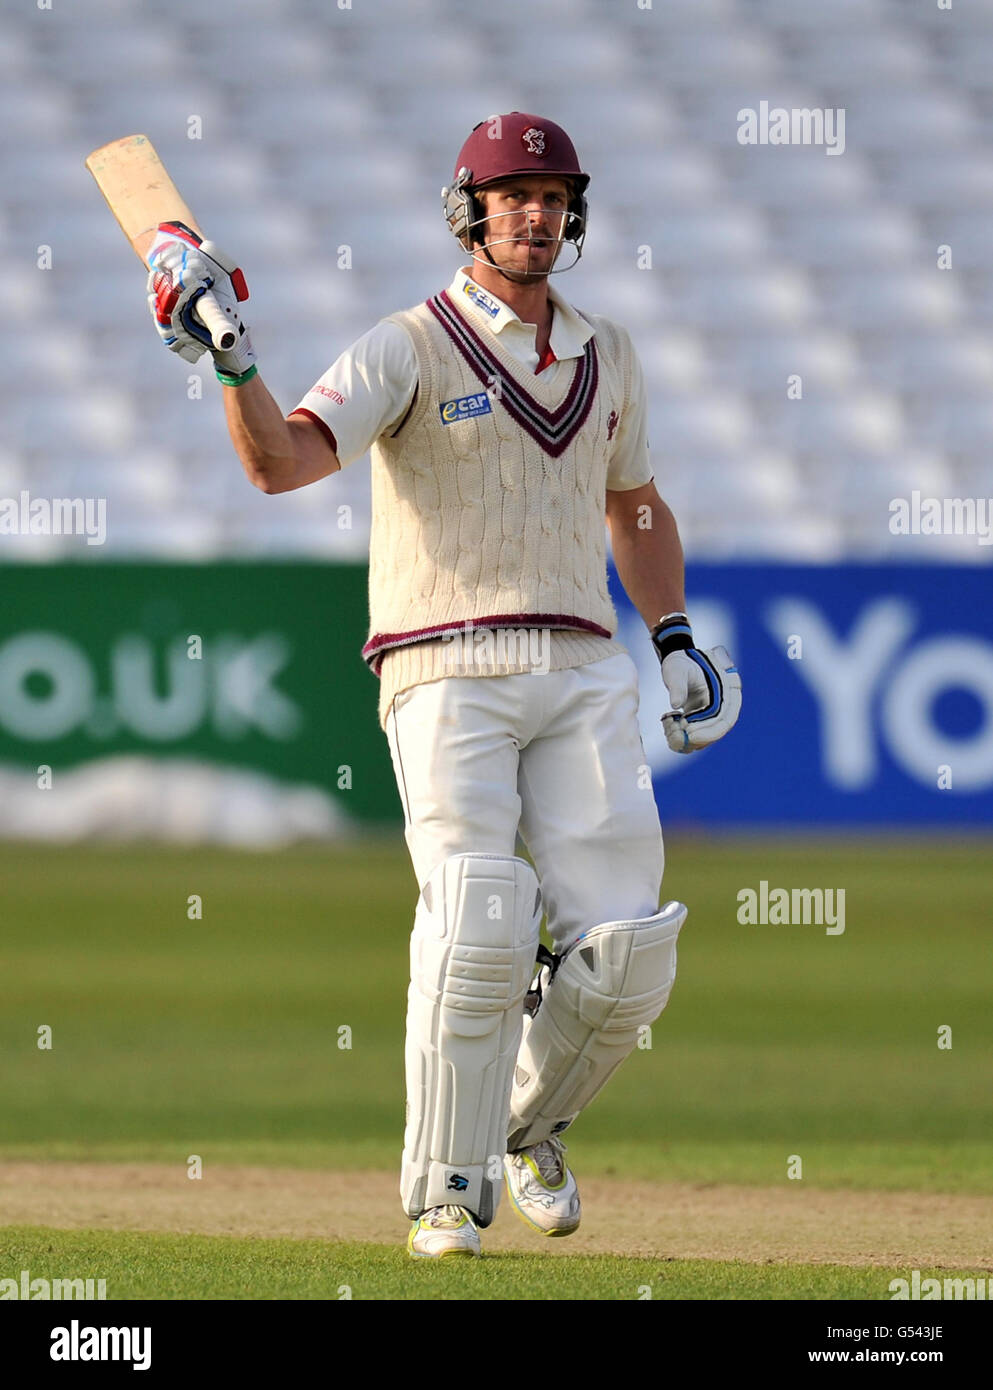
[85,133,236,351]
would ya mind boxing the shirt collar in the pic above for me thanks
[450,268,594,361]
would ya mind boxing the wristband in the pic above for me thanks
[215,363,258,387]
[650,611,694,665]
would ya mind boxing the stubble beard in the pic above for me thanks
[479,237,558,283]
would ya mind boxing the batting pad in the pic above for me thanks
[507,899,687,1152]
[401,854,542,1227]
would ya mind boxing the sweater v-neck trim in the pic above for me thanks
[427,290,599,458]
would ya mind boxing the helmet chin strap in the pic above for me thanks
[477,243,548,283]
[468,221,582,282]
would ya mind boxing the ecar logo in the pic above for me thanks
[439,393,493,425]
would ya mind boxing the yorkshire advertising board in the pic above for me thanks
[0,562,989,828]
[614,563,993,826]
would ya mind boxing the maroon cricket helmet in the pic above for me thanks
[453,112,589,194]
[442,112,589,256]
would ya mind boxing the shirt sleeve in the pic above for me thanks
[605,333,653,492]
[289,320,417,467]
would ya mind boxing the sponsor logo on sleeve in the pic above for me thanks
[312,383,347,405]
[439,392,493,425]
[462,279,501,319]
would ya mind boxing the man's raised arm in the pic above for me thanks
[222,374,340,494]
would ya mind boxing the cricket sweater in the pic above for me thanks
[365,288,639,727]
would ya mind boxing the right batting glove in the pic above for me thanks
[651,612,742,754]
[146,222,256,376]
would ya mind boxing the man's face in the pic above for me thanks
[474,176,572,281]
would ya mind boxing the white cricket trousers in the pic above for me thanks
[384,652,664,952]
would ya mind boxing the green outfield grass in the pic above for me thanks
[2,1227,974,1301]
[1,838,991,1192]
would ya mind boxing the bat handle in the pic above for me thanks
[194,289,237,352]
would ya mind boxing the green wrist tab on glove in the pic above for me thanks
[215,363,258,387]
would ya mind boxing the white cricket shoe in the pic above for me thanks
[504,1137,581,1237]
[407,1205,482,1259]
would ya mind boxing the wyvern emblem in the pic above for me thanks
[521,127,546,157]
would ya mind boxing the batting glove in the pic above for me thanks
[146,222,256,375]
[651,612,742,754]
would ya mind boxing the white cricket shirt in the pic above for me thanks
[291,268,653,494]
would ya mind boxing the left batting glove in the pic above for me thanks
[146,222,255,375]
[651,611,742,754]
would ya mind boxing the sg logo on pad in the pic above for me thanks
[439,393,493,425]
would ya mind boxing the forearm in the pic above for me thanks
[609,499,686,629]
[222,372,298,491]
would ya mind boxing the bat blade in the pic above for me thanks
[85,134,236,351]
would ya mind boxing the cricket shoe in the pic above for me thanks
[407,1205,482,1259]
[504,1136,581,1237]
